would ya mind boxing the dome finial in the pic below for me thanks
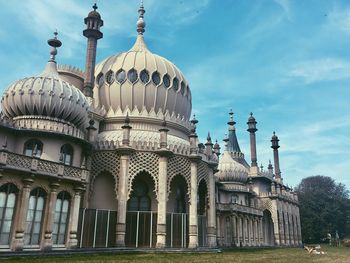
[47,30,62,62]
[93,2,98,11]
[137,0,146,35]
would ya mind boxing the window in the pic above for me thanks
[127,69,138,83]
[24,188,46,246]
[175,186,186,213]
[105,70,114,84]
[180,81,185,95]
[163,74,170,88]
[140,70,150,84]
[152,71,160,85]
[0,184,18,245]
[116,69,126,83]
[24,139,43,158]
[231,194,238,204]
[127,179,150,211]
[60,144,73,166]
[172,77,179,92]
[96,73,104,87]
[52,192,70,245]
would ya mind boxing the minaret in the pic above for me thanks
[83,3,103,98]
[247,112,258,175]
[271,132,282,182]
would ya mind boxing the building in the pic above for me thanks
[0,3,301,251]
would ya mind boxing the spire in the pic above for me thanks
[137,0,146,35]
[47,31,62,62]
[40,32,61,77]
[226,110,241,153]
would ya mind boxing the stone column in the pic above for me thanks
[278,211,285,246]
[116,154,130,247]
[284,212,290,246]
[232,215,237,246]
[254,219,259,246]
[42,182,60,250]
[237,216,244,247]
[11,177,33,251]
[296,207,302,245]
[258,217,263,245]
[207,165,217,247]
[68,185,84,248]
[188,156,200,248]
[156,155,168,248]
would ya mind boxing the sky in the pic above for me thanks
[0,0,349,189]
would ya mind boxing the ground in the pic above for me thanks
[1,246,349,263]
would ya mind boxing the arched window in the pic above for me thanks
[24,139,43,158]
[0,184,18,245]
[24,188,46,245]
[175,186,186,213]
[128,179,150,211]
[52,192,70,245]
[198,180,208,215]
[60,144,73,165]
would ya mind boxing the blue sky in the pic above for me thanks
[0,0,349,189]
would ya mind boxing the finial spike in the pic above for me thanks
[47,31,62,62]
[93,3,98,10]
[137,1,146,35]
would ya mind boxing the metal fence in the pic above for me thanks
[77,208,117,248]
[78,209,207,248]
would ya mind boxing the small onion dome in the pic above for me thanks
[88,3,101,19]
[1,33,89,128]
[271,131,278,140]
[216,151,249,183]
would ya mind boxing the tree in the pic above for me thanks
[295,175,350,243]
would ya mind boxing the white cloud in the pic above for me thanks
[288,58,350,84]
[274,0,293,21]
[328,7,350,34]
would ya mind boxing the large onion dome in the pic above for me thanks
[93,4,192,122]
[1,33,89,128]
[216,151,249,183]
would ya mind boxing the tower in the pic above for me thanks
[271,132,282,182]
[247,112,258,175]
[83,3,103,98]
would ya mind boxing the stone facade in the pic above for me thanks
[0,3,301,252]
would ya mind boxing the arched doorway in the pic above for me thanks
[166,175,189,248]
[90,171,117,210]
[79,172,117,248]
[198,179,208,247]
[126,171,157,248]
[262,210,275,246]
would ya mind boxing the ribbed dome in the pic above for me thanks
[216,151,249,183]
[93,35,192,121]
[1,60,89,127]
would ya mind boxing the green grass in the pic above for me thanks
[2,245,350,263]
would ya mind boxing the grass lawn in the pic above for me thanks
[2,245,349,263]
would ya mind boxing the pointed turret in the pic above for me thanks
[227,110,241,153]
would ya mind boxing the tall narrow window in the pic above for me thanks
[60,144,73,166]
[127,179,150,211]
[175,186,186,213]
[24,188,46,246]
[52,192,70,245]
[0,184,18,245]
[24,139,43,158]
